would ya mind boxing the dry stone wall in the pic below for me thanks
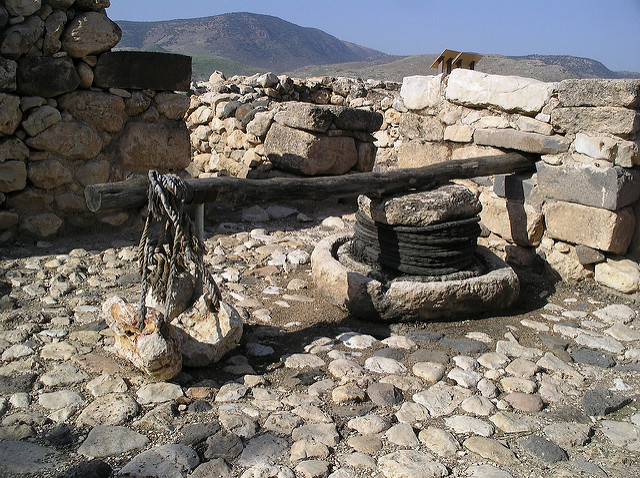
[0,0,191,240]
[189,70,640,293]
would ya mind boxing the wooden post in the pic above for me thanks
[85,153,534,212]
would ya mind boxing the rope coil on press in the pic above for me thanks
[136,170,222,331]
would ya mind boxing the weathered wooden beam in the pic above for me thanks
[85,153,534,212]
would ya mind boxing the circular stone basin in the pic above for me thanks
[311,235,520,323]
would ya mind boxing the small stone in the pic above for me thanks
[412,362,446,383]
[385,422,419,446]
[477,378,499,398]
[519,435,568,463]
[463,436,517,465]
[77,425,149,458]
[347,435,383,453]
[439,337,488,354]
[505,358,540,378]
[500,377,537,394]
[377,450,448,478]
[38,390,84,410]
[461,395,496,416]
[413,381,472,417]
[204,430,243,461]
[136,382,183,405]
[290,438,330,462]
[284,354,326,369]
[332,383,366,403]
[339,332,377,349]
[76,393,139,427]
[292,423,339,448]
[583,387,630,416]
[418,426,460,456]
[489,411,534,433]
[447,367,481,388]
[466,464,514,478]
[294,460,330,478]
[117,444,199,478]
[367,382,403,406]
[445,415,494,437]
[347,414,390,434]
[503,392,544,412]
[190,459,231,478]
[571,348,616,368]
[544,422,592,448]
[215,383,248,402]
[600,420,640,448]
[364,356,406,374]
[237,433,288,467]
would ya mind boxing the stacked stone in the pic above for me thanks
[398,70,640,293]
[186,71,399,178]
[0,0,191,240]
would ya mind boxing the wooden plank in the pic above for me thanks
[85,153,534,212]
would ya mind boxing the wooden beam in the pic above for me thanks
[85,153,534,213]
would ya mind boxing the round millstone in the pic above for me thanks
[357,183,482,227]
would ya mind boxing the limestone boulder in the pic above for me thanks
[536,160,640,210]
[479,192,544,247]
[551,107,639,136]
[27,122,102,160]
[444,125,474,143]
[21,106,62,137]
[556,79,640,108]
[28,160,73,190]
[446,69,554,114]
[595,258,640,293]
[0,93,21,136]
[573,133,639,167]
[397,140,450,168]
[155,92,190,120]
[399,112,444,141]
[474,128,569,155]
[0,57,17,91]
[17,56,80,98]
[0,160,27,193]
[400,75,444,110]
[329,106,383,132]
[171,296,243,367]
[1,16,45,60]
[22,213,63,237]
[62,12,122,58]
[43,11,67,55]
[4,0,41,17]
[0,138,28,161]
[264,122,358,176]
[76,159,110,187]
[58,91,126,133]
[118,120,190,173]
[246,110,275,139]
[358,184,481,227]
[544,201,635,254]
[273,103,334,133]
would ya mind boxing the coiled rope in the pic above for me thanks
[137,170,222,331]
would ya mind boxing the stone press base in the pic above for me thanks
[311,235,520,322]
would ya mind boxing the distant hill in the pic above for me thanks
[114,13,640,82]
[115,12,390,73]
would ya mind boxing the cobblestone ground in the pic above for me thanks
[1,203,640,478]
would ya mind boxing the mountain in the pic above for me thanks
[115,13,640,82]
[115,12,390,73]
[288,54,640,83]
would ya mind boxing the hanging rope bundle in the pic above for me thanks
[137,170,222,331]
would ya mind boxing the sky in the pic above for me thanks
[106,0,640,73]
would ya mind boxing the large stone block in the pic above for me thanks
[0,57,17,91]
[118,121,190,173]
[17,56,80,98]
[58,91,126,133]
[479,192,544,247]
[1,16,44,60]
[273,103,334,133]
[400,75,444,110]
[28,159,73,190]
[264,122,358,176]
[399,112,444,141]
[446,69,554,114]
[0,160,27,193]
[544,201,635,254]
[474,128,569,154]
[536,160,640,210]
[0,138,28,161]
[5,0,41,16]
[397,140,450,168]
[26,122,102,160]
[330,106,383,132]
[154,92,190,120]
[62,12,121,58]
[94,51,191,92]
[573,133,639,167]
[556,79,640,108]
[551,107,639,136]
[0,93,21,136]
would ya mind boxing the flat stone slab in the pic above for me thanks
[94,51,191,91]
[0,441,62,474]
[311,235,519,322]
[582,387,631,416]
[474,128,569,155]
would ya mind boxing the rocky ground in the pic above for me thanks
[1,200,640,478]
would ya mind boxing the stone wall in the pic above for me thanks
[0,0,191,240]
[188,70,640,293]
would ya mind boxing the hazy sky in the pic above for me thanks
[106,0,640,73]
